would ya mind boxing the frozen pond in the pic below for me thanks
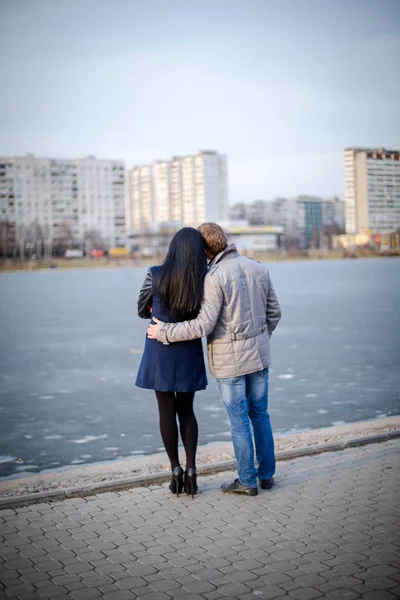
[0,258,399,478]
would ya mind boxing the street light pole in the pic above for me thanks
[20,238,24,262]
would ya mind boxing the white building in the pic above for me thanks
[129,165,153,230]
[128,150,228,231]
[226,223,284,252]
[345,147,400,233]
[0,154,126,252]
[77,156,126,248]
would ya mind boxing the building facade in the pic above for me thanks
[128,150,228,231]
[229,196,345,249]
[0,154,126,254]
[345,147,400,233]
[227,224,284,253]
[322,196,345,230]
[296,197,324,248]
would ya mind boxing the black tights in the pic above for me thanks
[155,391,198,471]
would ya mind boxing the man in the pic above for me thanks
[148,222,281,496]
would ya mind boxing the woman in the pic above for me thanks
[136,228,207,497]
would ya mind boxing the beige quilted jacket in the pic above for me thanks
[157,244,281,378]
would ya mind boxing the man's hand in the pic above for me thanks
[147,316,164,339]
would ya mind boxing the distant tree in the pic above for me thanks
[83,229,106,253]
[22,220,45,244]
[52,222,75,256]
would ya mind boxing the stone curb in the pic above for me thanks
[1,429,399,510]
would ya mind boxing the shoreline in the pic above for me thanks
[1,415,399,504]
[1,253,399,274]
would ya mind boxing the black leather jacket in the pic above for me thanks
[137,268,153,319]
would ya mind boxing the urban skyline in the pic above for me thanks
[5,144,400,213]
[2,143,399,258]
[2,149,348,206]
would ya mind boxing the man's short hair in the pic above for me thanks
[197,222,228,257]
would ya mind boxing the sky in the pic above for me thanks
[1,0,399,204]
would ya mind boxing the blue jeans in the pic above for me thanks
[216,368,275,488]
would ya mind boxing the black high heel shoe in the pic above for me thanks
[184,468,197,498]
[169,466,184,497]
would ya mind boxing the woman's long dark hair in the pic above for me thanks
[156,227,207,322]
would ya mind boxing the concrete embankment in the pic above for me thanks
[0,416,399,508]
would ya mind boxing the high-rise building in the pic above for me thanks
[181,155,196,226]
[300,199,323,248]
[128,150,228,230]
[170,157,183,223]
[0,154,126,253]
[345,147,400,233]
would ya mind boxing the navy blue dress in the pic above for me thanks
[135,266,208,393]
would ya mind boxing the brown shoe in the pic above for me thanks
[221,478,258,496]
[259,477,274,490]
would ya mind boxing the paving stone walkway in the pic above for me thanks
[1,440,399,600]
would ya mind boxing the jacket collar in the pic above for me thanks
[209,243,239,268]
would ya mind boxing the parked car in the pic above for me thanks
[64,249,84,258]
[108,247,131,257]
[90,249,104,258]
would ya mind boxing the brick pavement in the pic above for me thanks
[0,440,399,600]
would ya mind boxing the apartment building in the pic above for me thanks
[0,154,126,252]
[128,150,228,230]
[345,147,400,233]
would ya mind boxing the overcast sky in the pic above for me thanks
[1,0,399,203]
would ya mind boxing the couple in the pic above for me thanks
[136,222,281,498]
